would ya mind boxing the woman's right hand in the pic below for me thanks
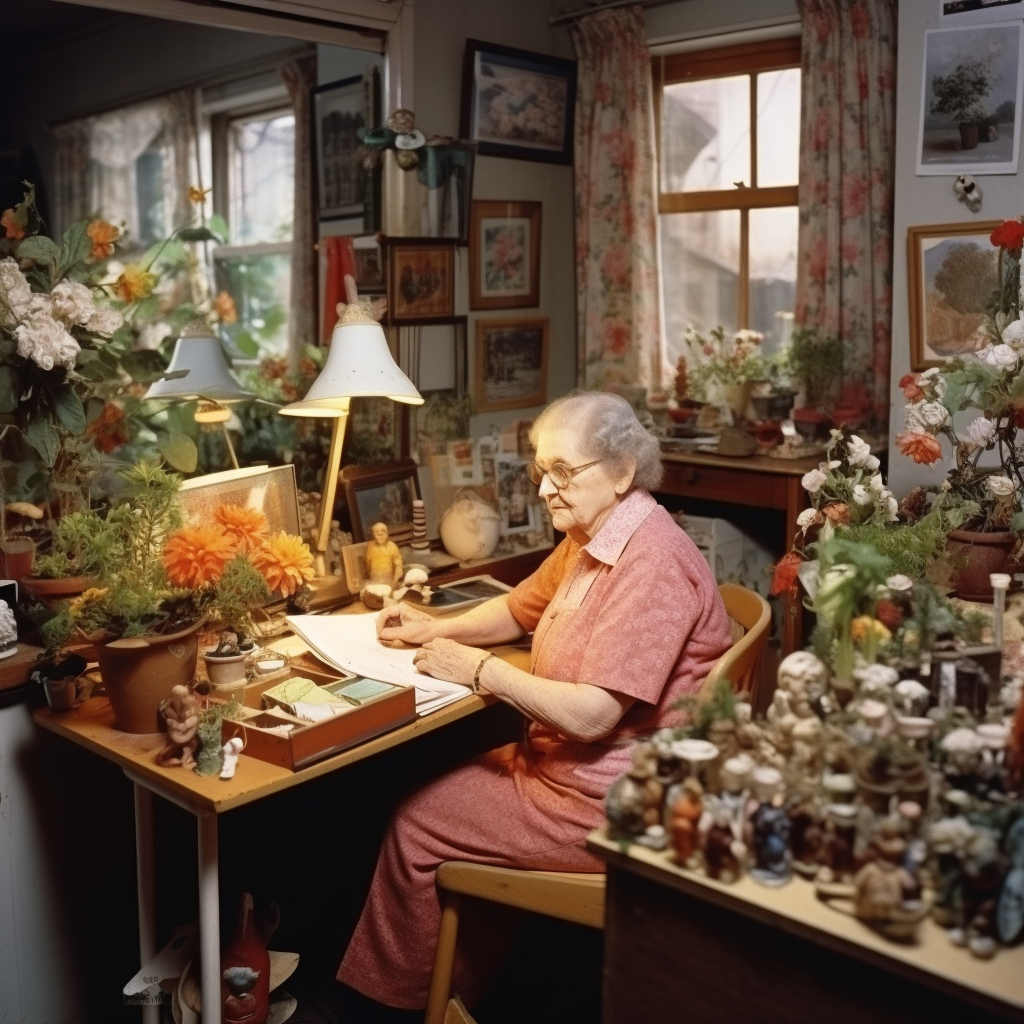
[376,603,441,646]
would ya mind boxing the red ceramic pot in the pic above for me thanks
[946,528,1015,603]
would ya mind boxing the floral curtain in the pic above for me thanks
[281,55,318,367]
[571,5,661,389]
[794,0,898,430]
[53,90,197,244]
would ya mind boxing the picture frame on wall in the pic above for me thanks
[474,317,549,412]
[940,0,1023,24]
[916,22,1024,175]
[469,200,542,310]
[343,395,407,466]
[906,220,1001,369]
[341,461,420,544]
[352,235,385,293]
[460,39,576,164]
[387,241,457,323]
[494,454,537,536]
[313,75,368,220]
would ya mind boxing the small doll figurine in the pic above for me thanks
[606,741,665,847]
[669,777,704,867]
[365,521,403,587]
[156,685,200,768]
[748,766,791,887]
[704,805,742,883]
[220,736,244,779]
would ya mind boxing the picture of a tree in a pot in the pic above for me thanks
[788,328,843,442]
[930,57,992,152]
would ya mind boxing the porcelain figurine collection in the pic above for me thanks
[605,647,1024,957]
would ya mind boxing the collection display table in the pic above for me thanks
[587,827,1023,1023]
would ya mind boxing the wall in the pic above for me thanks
[887,4,1023,498]
[644,0,798,43]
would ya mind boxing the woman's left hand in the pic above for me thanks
[412,638,488,687]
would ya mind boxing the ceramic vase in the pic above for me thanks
[721,382,753,422]
[945,528,1015,603]
[204,651,248,692]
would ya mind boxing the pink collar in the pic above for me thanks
[582,489,657,566]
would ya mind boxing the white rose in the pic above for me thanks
[797,508,819,529]
[0,257,33,328]
[977,344,1019,370]
[14,314,80,371]
[987,475,1015,498]
[138,321,171,350]
[904,404,927,433]
[846,435,872,467]
[852,484,873,506]
[917,401,949,429]
[1002,318,1024,346]
[868,473,885,494]
[879,493,898,522]
[966,416,996,446]
[921,366,947,398]
[886,574,913,591]
[801,468,827,493]
[86,306,124,337]
[863,454,880,472]
[50,280,96,326]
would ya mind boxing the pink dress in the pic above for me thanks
[337,489,732,1008]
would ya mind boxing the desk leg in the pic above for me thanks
[133,784,159,1024]
[198,812,221,1024]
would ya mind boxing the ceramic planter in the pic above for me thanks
[946,528,1016,603]
[20,575,93,608]
[0,538,35,580]
[720,382,753,422]
[203,650,249,692]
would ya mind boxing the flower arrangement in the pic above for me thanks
[683,325,767,400]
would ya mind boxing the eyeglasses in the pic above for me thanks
[526,459,602,490]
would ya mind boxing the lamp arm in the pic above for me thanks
[315,413,348,576]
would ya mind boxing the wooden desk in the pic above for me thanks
[33,620,529,1024]
[658,451,818,657]
[588,828,1023,1024]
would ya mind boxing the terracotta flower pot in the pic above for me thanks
[0,538,35,581]
[203,650,248,692]
[96,616,207,734]
[20,575,93,608]
[945,528,1016,603]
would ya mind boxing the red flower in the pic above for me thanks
[896,431,943,465]
[990,219,1024,253]
[898,373,925,402]
[770,551,803,598]
[875,598,903,632]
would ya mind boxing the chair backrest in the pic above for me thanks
[701,582,772,706]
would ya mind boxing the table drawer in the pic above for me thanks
[659,460,791,509]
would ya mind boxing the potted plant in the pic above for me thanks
[930,57,992,152]
[683,325,768,422]
[787,328,843,440]
[20,510,114,605]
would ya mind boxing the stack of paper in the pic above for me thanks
[284,613,470,716]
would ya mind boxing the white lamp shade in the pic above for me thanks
[143,335,253,403]
[280,320,422,417]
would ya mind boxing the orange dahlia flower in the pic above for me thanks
[252,532,315,597]
[895,431,942,465]
[114,264,157,303]
[87,219,119,259]
[212,504,268,553]
[163,526,238,588]
[1,208,25,240]
[213,290,238,324]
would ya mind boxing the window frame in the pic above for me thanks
[653,36,801,330]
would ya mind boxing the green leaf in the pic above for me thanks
[0,366,17,412]
[132,295,161,322]
[25,418,59,466]
[177,226,219,243]
[233,330,259,358]
[121,349,170,381]
[16,235,60,281]
[57,220,92,276]
[1012,511,1024,533]
[208,214,230,244]
[158,430,198,473]
[52,388,86,434]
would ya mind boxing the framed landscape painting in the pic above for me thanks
[474,317,549,412]
[469,200,541,310]
[906,220,1000,368]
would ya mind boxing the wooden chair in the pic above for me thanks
[423,582,771,1024]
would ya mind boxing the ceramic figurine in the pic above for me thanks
[894,678,931,718]
[816,803,859,884]
[195,716,225,777]
[156,685,200,768]
[365,522,403,589]
[651,728,683,790]
[220,736,244,779]
[669,777,704,867]
[945,824,1005,959]
[704,804,742,883]
[0,599,16,660]
[747,766,791,887]
[606,742,665,845]
[775,650,830,711]
[788,794,825,878]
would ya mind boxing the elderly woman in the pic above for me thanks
[337,390,732,1013]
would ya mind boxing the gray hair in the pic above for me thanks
[530,390,663,492]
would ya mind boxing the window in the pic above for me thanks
[654,37,801,366]
[208,101,296,360]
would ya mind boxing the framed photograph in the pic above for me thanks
[474,317,549,412]
[469,200,542,310]
[313,75,368,219]
[341,461,420,545]
[448,439,483,486]
[382,144,476,242]
[494,455,537,536]
[941,0,1023,24]
[906,221,1001,369]
[352,236,385,292]
[917,23,1024,175]
[460,39,576,163]
[387,242,456,323]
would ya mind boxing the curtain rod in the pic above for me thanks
[549,0,679,27]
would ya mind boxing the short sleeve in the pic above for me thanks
[507,538,576,632]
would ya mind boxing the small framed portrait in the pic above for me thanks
[448,439,483,486]
[474,317,549,412]
[341,461,420,545]
[387,242,456,323]
[313,75,368,220]
[352,236,385,292]
[494,454,537,536]
[469,200,542,310]
[906,220,1001,368]
[461,39,576,164]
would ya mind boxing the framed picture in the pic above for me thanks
[179,465,301,536]
[387,242,456,323]
[448,439,483,486]
[917,23,1024,175]
[344,394,407,466]
[313,75,368,220]
[469,200,542,310]
[460,39,576,164]
[382,143,476,242]
[906,221,1001,369]
[474,317,549,412]
[352,236,385,292]
[494,454,537,536]
[341,461,420,544]
[941,0,1023,24]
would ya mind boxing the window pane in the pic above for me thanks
[660,210,740,366]
[756,69,801,187]
[214,252,291,358]
[229,113,295,244]
[748,206,798,356]
[661,76,750,192]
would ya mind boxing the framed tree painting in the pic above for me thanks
[469,200,541,310]
[474,317,549,412]
[313,75,368,220]
[906,220,1001,368]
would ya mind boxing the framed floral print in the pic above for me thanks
[469,200,541,310]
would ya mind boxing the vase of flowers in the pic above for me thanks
[683,325,767,422]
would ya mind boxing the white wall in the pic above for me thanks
[887,4,1024,498]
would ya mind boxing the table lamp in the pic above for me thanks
[143,320,255,469]
[280,301,422,576]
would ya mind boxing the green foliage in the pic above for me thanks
[672,677,738,738]
[843,502,953,581]
[214,555,271,637]
[787,327,843,406]
[39,608,76,657]
[931,58,991,125]
[33,511,118,579]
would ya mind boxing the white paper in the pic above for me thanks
[285,613,470,716]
